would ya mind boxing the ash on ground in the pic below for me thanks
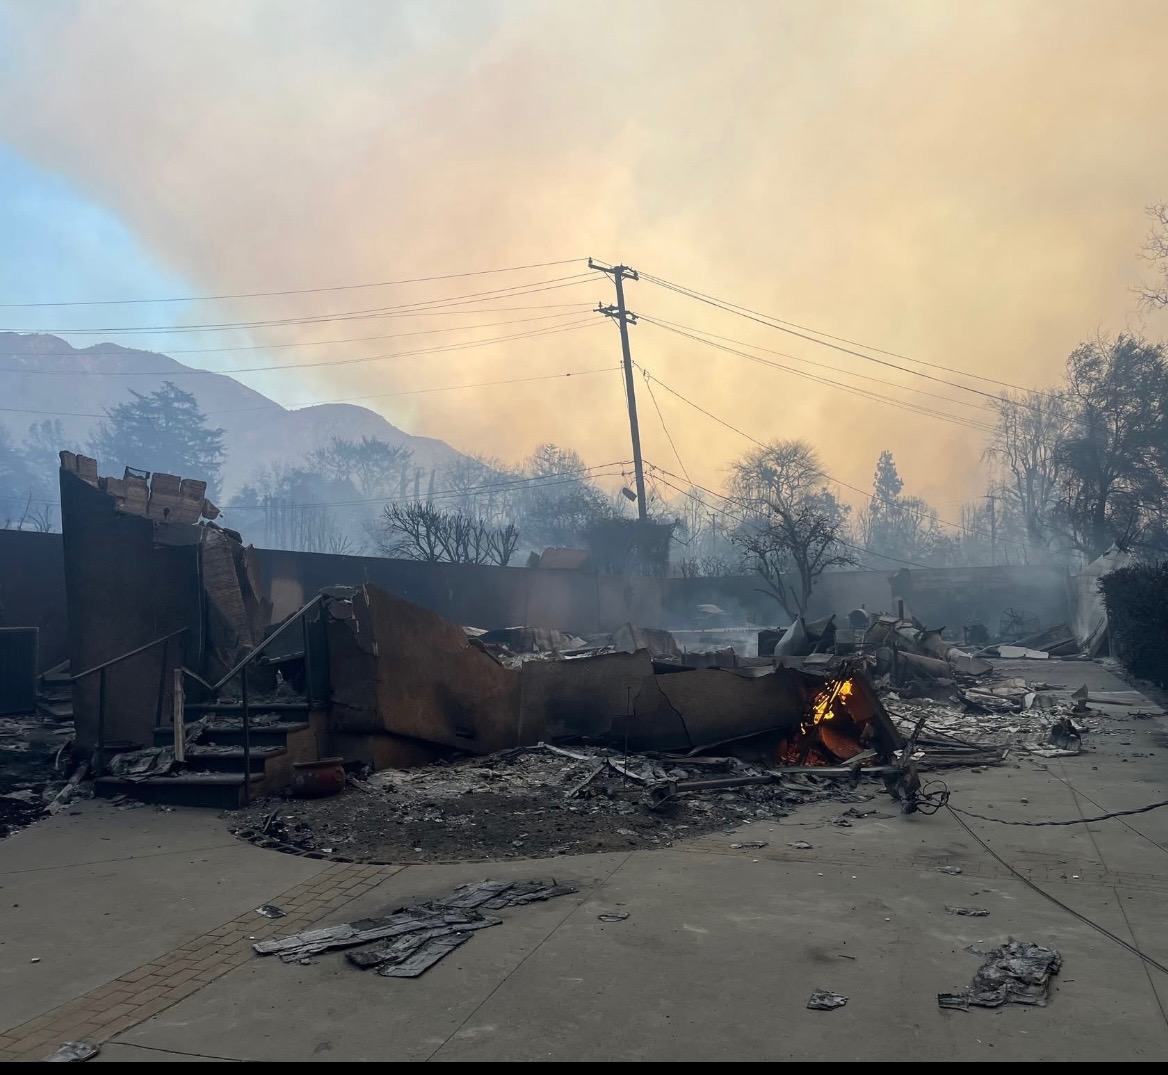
[230,744,877,863]
[0,715,75,839]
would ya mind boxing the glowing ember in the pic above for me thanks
[778,675,864,765]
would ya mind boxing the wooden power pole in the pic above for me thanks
[590,258,647,522]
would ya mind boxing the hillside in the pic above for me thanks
[0,333,467,495]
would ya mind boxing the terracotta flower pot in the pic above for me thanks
[291,757,345,799]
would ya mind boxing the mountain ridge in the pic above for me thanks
[0,332,467,494]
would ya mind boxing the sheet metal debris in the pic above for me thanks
[597,911,630,922]
[44,1040,99,1062]
[807,990,849,1011]
[938,940,1062,1009]
[254,879,578,977]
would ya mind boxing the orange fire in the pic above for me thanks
[777,675,863,765]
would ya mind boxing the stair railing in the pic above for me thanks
[191,593,325,806]
[72,627,188,777]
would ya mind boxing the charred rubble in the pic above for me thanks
[228,590,1092,863]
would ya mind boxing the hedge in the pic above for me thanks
[1099,563,1168,686]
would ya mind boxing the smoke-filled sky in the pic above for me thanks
[1,0,1166,514]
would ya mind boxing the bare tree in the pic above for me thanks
[1137,203,1168,310]
[984,390,1070,547]
[307,436,411,497]
[438,451,521,522]
[729,439,855,617]
[375,503,518,566]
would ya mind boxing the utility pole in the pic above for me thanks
[985,493,998,566]
[590,257,647,522]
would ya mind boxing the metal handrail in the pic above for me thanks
[209,594,323,692]
[75,627,188,779]
[191,593,325,807]
[72,627,188,682]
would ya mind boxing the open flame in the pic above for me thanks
[777,675,865,766]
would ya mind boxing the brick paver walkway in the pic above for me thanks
[0,862,402,1061]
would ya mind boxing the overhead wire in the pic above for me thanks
[0,317,602,378]
[0,307,597,358]
[1,273,598,336]
[640,269,1041,397]
[11,460,634,514]
[641,317,996,434]
[642,313,995,415]
[0,366,622,420]
[0,257,587,307]
[635,360,1048,556]
[640,368,693,487]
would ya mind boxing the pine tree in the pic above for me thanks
[89,382,226,497]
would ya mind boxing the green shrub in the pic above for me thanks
[1099,563,1168,686]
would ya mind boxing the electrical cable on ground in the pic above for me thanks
[945,804,1168,976]
[948,799,1168,827]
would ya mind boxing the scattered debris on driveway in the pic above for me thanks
[935,865,963,875]
[44,1039,99,1062]
[256,904,287,919]
[938,940,1062,1010]
[597,911,630,922]
[807,990,849,1011]
[945,906,990,917]
[255,879,577,977]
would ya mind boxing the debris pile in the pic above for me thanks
[254,878,577,978]
[233,741,883,862]
[938,940,1062,1010]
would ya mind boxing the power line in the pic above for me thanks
[0,318,602,378]
[640,368,693,487]
[645,462,936,569]
[1,273,597,336]
[8,460,634,513]
[643,313,995,416]
[635,364,1047,555]
[640,270,1040,396]
[0,307,596,358]
[0,257,586,308]
[642,318,995,434]
[0,366,622,420]
[225,461,634,511]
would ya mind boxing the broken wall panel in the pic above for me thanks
[634,666,814,752]
[325,585,524,754]
[520,651,654,743]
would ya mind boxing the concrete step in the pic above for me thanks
[95,772,263,810]
[183,701,310,715]
[184,744,286,774]
[154,721,311,750]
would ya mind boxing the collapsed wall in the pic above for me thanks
[321,584,903,769]
[59,453,271,749]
